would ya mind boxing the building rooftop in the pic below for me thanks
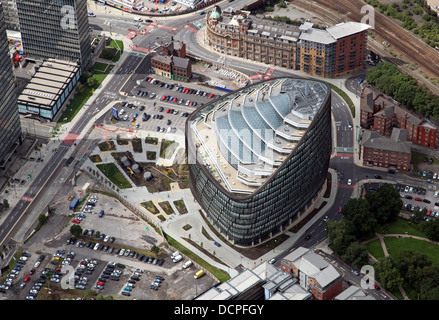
[189,78,329,195]
[360,129,412,154]
[334,286,376,300]
[17,58,79,109]
[326,22,371,39]
[195,262,278,300]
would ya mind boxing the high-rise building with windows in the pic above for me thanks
[186,77,331,247]
[0,2,22,168]
[16,0,91,71]
[2,0,19,30]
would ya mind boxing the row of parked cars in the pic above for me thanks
[0,252,34,294]
[79,228,164,266]
[120,268,145,296]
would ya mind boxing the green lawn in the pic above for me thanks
[92,62,108,72]
[96,163,132,189]
[376,218,426,237]
[365,238,385,262]
[108,39,124,52]
[384,237,439,266]
[164,233,230,282]
[58,73,107,124]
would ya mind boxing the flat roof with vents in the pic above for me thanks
[18,59,79,110]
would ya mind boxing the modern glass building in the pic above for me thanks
[186,77,331,247]
[16,0,91,71]
[0,2,22,168]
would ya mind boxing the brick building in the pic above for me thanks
[151,39,192,82]
[297,22,370,77]
[280,247,343,300]
[205,6,370,77]
[360,87,438,148]
[360,128,412,171]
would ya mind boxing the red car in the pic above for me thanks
[189,101,194,106]
[414,197,423,201]
[161,95,167,101]
[29,268,36,275]
[72,219,80,224]
[96,281,104,286]
[173,97,177,102]
[374,284,380,290]
[184,88,189,93]
[24,276,30,282]
[338,207,342,213]
[209,93,214,98]
[166,108,171,113]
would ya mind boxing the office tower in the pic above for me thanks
[2,0,19,30]
[16,0,91,71]
[0,2,22,168]
[186,77,331,247]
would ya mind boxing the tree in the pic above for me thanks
[398,250,432,291]
[70,224,82,238]
[341,198,377,238]
[151,245,160,254]
[419,265,439,300]
[326,220,357,256]
[38,214,47,225]
[419,219,439,241]
[87,77,99,89]
[342,242,370,268]
[375,256,404,291]
[366,183,402,225]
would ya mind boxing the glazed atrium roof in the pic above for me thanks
[189,78,328,194]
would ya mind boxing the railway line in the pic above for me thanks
[293,0,439,96]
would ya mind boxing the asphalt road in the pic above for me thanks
[0,52,149,248]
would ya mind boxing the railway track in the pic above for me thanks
[293,0,439,96]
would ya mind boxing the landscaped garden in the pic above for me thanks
[96,163,132,189]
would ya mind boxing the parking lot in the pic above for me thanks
[0,190,215,300]
[110,76,221,134]
[396,183,439,220]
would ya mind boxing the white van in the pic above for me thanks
[182,261,193,269]
[171,251,180,259]
[134,17,143,22]
[172,255,182,263]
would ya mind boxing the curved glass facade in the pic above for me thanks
[186,77,331,247]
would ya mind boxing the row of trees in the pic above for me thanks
[366,62,439,119]
[327,184,402,268]
[364,0,439,48]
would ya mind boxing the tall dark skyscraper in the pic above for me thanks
[16,0,91,71]
[0,2,22,168]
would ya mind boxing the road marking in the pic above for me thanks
[21,196,34,202]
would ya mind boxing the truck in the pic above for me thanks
[69,198,79,210]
